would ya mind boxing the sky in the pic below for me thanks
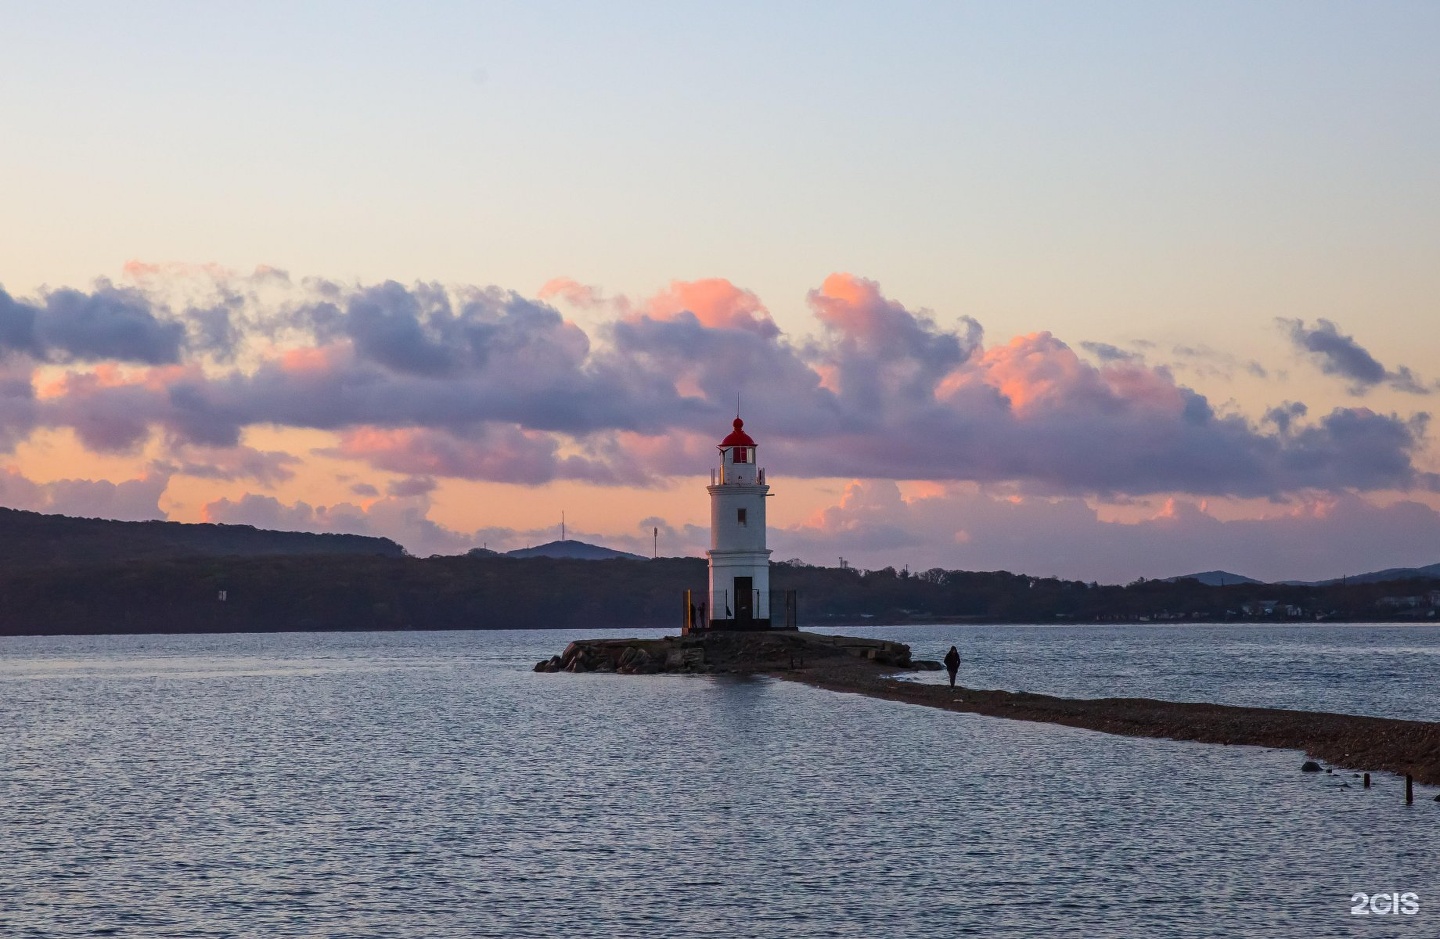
[1,1,1438,583]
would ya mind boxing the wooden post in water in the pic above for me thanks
[1363,773,1371,789]
[1406,774,1414,805]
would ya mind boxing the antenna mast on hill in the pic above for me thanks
[561,511,565,542]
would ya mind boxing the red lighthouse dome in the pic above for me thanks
[720,417,756,448]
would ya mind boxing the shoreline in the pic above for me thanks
[773,660,1440,787]
[3,618,1437,639]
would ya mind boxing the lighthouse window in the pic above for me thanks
[737,508,748,526]
[733,447,749,464]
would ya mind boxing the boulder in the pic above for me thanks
[1301,760,1322,772]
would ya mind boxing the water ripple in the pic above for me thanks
[2,627,1437,937]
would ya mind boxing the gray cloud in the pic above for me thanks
[1170,343,1269,380]
[322,426,635,487]
[151,444,300,487]
[1279,318,1430,395]
[1262,401,1307,434]
[1079,341,1143,364]
[0,283,185,365]
[386,475,438,497]
[0,369,37,451]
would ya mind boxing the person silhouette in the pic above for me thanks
[943,645,961,688]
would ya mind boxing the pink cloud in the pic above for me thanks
[973,332,1184,416]
[642,278,779,337]
[0,467,168,521]
[537,277,607,309]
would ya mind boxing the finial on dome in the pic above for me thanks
[720,415,756,447]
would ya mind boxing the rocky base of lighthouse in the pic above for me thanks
[533,630,930,675]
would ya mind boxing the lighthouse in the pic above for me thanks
[707,416,773,629]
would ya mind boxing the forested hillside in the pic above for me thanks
[0,507,403,566]
[2,552,1437,636]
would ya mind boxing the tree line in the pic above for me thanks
[1,553,1436,636]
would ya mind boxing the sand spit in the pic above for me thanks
[541,630,1440,786]
[778,661,1440,787]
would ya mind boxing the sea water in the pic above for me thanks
[2,624,1437,938]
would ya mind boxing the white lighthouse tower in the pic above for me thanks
[707,416,772,628]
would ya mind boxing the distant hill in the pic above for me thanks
[0,506,404,567]
[1304,562,1440,586]
[1164,570,1264,586]
[505,539,646,561]
[1169,564,1440,588]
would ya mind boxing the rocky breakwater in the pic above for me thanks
[534,630,929,675]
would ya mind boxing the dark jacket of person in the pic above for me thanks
[943,646,960,672]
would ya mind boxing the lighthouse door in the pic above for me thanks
[734,576,754,622]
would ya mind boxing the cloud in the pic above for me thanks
[537,277,607,309]
[643,278,780,337]
[152,443,300,487]
[774,481,1440,584]
[1262,401,1307,434]
[385,475,437,497]
[10,271,1438,500]
[37,366,169,452]
[1169,343,1269,380]
[197,488,660,558]
[807,272,981,414]
[0,282,184,365]
[1279,318,1430,395]
[0,467,168,522]
[326,425,632,486]
[0,364,38,451]
[765,328,1439,498]
[202,491,476,557]
[1079,341,1144,364]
